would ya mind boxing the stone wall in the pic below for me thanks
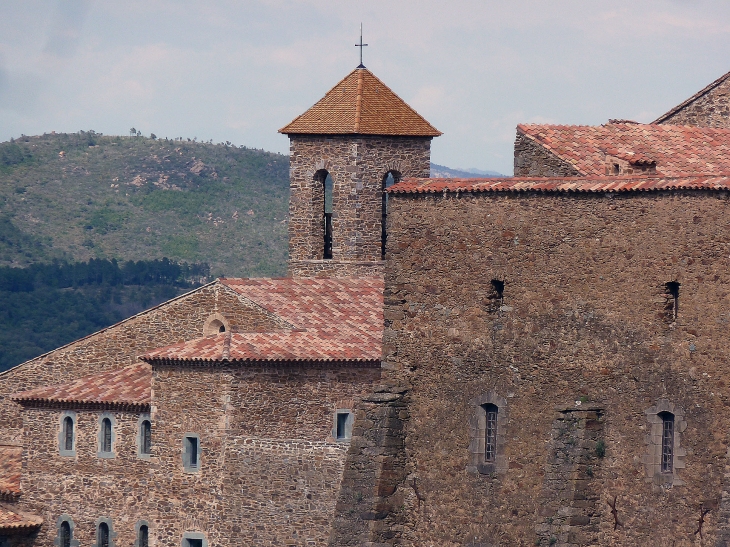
[514,132,581,177]
[287,135,431,277]
[17,408,151,546]
[338,189,730,546]
[151,362,380,546]
[0,282,282,446]
[656,76,730,128]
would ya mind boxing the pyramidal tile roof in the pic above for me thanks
[0,445,22,498]
[141,277,383,364]
[518,123,730,177]
[11,363,151,410]
[279,68,441,137]
[653,70,730,124]
[389,173,730,195]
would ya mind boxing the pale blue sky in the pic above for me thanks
[1,1,730,174]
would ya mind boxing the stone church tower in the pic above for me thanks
[280,67,441,277]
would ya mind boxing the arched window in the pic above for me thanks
[63,416,74,452]
[324,172,333,259]
[100,417,112,454]
[659,411,674,473]
[60,521,72,547]
[482,404,498,462]
[98,522,110,547]
[381,170,400,259]
[140,419,152,456]
[137,525,149,547]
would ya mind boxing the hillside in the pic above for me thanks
[0,132,289,277]
[430,162,506,178]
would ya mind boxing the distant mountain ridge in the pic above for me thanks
[430,163,506,178]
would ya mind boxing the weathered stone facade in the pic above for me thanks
[328,189,730,546]
[655,72,730,128]
[287,135,431,277]
[0,282,284,446]
[513,132,580,177]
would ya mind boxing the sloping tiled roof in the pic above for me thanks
[0,506,42,531]
[279,68,441,137]
[389,174,730,195]
[142,277,383,364]
[0,446,21,498]
[517,123,730,176]
[11,363,151,410]
[653,70,730,124]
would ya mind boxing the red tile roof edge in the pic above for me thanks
[0,507,43,531]
[515,124,588,175]
[141,357,381,366]
[388,173,730,195]
[652,70,730,124]
[10,399,150,412]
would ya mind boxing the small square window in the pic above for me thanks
[186,540,203,547]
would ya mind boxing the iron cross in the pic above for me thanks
[355,23,368,68]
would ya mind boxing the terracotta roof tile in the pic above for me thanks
[518,123,730,176]
[389,174,730,194]
[11,363,151,410]
[0,446,21,498]
[0,506,42,531]
[279,68,441,137]
[142,277,383,364]
[653,70,730,124]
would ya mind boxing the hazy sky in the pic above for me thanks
[1,1,730,175]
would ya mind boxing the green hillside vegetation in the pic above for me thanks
[0,132,289,276]
[0,258,209,372]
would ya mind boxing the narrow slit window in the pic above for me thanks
[141,420,152,455]
[63,416,74,452]
[483,404,498,462]
[665,281,680,321]
[381,171,399,259]
[101,418,112,453]
[336,413,348,440]
[324,173,333,260]
[60,521,72,547]
[660,412,674,473]
[98,522,109,547]
[138,525,148,547]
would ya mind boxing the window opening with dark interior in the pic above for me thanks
[60,521,72,547]
[482,403,498,462]
[141,420,152,455]
[324,172,334,259]
[612,163,620,175]
[101,418,112,453]
[665,281,680,321]
[98,522,109,547]
[336,412,350,440]
[488,279,505,312]
[63,416,74,452]
[138,525,148,547]
[381,171,400,259]
[186,539,203,547]
[659,411,674,473]
[185,435,200,469]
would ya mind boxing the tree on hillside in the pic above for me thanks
[129,127,136,137]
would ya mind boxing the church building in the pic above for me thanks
[2,62,730,547]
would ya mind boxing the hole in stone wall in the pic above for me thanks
[664,281,680,322]
[487,279,505,312]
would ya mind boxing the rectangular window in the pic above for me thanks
[336,413,349,440]
[184,435,200,471]
[485,409,498,462]
[141,420,152,455]
[186,540,203,547]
